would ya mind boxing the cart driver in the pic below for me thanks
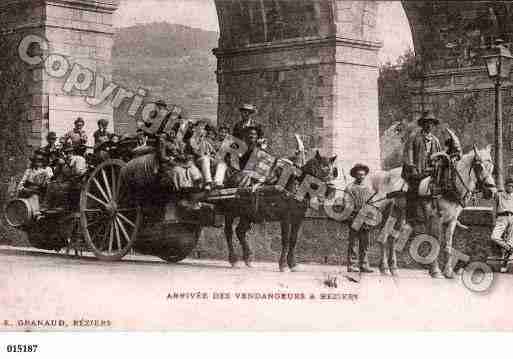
[233,104,268,149]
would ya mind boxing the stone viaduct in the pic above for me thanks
[1,0,513,198]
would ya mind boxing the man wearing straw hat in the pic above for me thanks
[346,163,374,273]
[402,110,442,221]
[233,103,258,140]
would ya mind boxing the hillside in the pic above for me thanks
[112,22,219,132]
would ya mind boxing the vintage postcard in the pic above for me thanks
[1,0,513,335]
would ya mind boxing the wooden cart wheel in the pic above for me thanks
[80,159,142,261]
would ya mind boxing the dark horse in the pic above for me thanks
[223,150,337,272]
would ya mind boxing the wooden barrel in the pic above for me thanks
[4,197,37,227]
[123,152,159,188]
[134,222,201,263]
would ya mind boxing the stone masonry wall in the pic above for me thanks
[0,0,118,244]
[43,0,118,145]
[0,0,46,244]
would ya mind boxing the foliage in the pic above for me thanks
[378,49,419,169]
[378,48,417,136]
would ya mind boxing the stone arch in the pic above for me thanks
[2,0,509,182]
[214,0,392,176]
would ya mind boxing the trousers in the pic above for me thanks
[347,228,370,267]
[168,162,202,191]
[196,155,228,186]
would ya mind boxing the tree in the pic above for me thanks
[378,49,424,169]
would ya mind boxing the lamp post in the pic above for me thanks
[483,39,513,191]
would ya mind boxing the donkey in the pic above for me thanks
[223,150,338,272]
[370,145,496,278]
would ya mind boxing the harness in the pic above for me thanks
[433,157,490,209]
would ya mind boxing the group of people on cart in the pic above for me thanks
[136,101,268,201]
[16,101,268,212]
[16,117,119,210]
[14,101,513,271]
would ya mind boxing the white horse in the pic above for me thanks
[368,145,496,278]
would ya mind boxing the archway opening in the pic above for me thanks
[112,0,414,153]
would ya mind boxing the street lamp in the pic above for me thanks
[483,39,513,191]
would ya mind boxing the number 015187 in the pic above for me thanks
[6,344,39,353]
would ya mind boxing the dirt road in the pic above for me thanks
[1,246,512,330]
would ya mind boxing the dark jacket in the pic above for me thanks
[403,131,442,177]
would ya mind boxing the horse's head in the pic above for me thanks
[471,144,496,197]
[303,150,338,184]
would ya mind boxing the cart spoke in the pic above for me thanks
[101,220,111,251]
[92,178,110,203]
[113,218,122,251]
[101,168,113,201]
[116,216,131,245]
[116,170,125,202]
[111,166,117,201]
[87,192,109,207]
[108,220,114,253]
[117,211,136,228]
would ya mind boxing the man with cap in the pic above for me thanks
[402,110,442,221]
[62,117,88,155]
[39,132,62,169]
[345,163,375,273]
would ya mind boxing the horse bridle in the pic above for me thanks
[453,156,494,206]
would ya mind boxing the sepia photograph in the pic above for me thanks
[1,0,513,340]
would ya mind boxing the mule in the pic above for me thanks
[223,150,338,271]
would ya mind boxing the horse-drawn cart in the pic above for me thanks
[3,140,297,263]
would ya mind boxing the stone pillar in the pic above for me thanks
[214,0,381,183]
[332,0,382,176]
[0,0,118,152]
[42,0,119,145]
